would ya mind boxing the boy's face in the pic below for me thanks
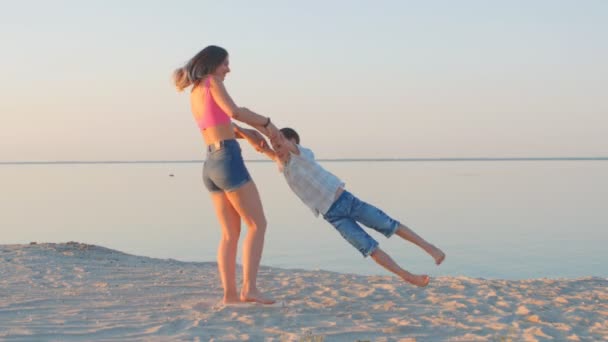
[272,133,296,162]
[274,133,297,146]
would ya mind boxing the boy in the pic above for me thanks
[244,127,445,287]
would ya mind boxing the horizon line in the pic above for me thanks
[1,157,608,165]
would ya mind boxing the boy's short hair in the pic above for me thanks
[280,127,300,145]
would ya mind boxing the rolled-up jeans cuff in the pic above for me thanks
[385,221,400,239]
[363,241,380,258]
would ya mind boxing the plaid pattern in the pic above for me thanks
[282,145,344,216]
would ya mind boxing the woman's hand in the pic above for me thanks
[265,121,280,140]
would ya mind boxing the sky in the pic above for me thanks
[1,0,607,161]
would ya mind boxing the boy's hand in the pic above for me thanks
[254,138,271,153]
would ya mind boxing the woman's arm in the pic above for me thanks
[209,76,279,137]
[238,126,278,162]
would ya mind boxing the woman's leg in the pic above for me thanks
[394,224,445,265]
[370,248,430,287]
[225,180,275,304]
[210,192,242,304]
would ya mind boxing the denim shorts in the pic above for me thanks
[203,139,252,193]
[322,190,400,257]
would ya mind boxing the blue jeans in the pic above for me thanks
[203,139,252,193]
[323,190,400,257]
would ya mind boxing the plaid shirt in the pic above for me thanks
[282,145,344,216]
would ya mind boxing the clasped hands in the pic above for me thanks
[244,124,287,156]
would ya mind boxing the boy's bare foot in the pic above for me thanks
[433,250,446,266]
[428,245,445,265]
[402,274,430,287]
[240,289,276,305]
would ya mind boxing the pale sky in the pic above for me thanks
[1,0,607,161]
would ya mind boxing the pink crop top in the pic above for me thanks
[195,77,231,130]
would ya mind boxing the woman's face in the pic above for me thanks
[212,56,230,80]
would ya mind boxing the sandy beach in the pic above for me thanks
[0,242,606,341]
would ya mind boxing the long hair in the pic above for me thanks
[173,45,228,92]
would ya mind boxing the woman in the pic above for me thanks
[173,45,278,304]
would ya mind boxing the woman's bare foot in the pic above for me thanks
[402,274,430,287]
[223,295,241,305]
[240,289,276,305]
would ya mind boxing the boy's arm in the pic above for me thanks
[236,124,279,161]
[233,123,246,139]
[257,144,279,162]
[232,123,266,146]
[252,124,299,156]
[233,123,258,139]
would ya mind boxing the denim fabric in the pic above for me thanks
[202,139,251,193]
[323,190,400,257]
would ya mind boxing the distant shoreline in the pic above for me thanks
[2,157,608,165]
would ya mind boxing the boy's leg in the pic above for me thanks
[394,224,445,265]
[324,215,379,258]
[324,192,429,287]
[324,215,429,287]
[348,192,445,265]
[370,247,429,287]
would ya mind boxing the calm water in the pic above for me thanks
[2,161,607,279]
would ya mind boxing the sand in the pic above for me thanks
[0,242,606,341]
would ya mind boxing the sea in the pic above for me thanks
[2,159,607,280]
